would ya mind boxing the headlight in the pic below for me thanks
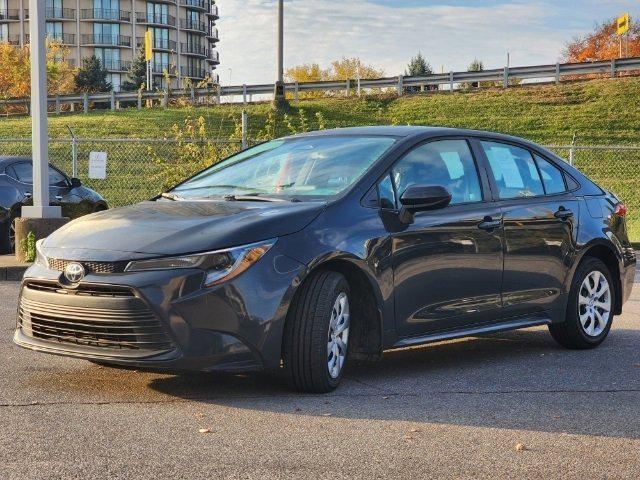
[35,239,48,268]
[124,239,276,287]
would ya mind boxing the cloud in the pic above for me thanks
[214,0,621,85]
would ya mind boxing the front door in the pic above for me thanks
[390,138,504,338]
[477,140,580,319]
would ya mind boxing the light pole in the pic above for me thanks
[23,0,59,220]
[273,0,286,107]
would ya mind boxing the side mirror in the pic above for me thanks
[398,185,452,223]
[70,177,82,188]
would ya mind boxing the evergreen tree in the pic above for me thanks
[405,52,434,92]
[121,51,147,91]
[405,52,432,76]
[466,58,485,89]
[75,55,111,93]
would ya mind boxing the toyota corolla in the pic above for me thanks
[14,127,636,392]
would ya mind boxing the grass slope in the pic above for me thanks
[0,77,638,144]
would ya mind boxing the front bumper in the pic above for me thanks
[13,249,305,372]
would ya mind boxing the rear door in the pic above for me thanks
[476,139,579,320]
[389,138,504,337]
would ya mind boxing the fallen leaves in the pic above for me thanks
[198,428,212,434]
[515,443,527,452]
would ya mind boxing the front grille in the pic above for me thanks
[19,284,173,353]
[24,280,134,297]
[48,258,129,274]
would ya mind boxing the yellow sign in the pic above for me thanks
[617,13,630,35]
[144,30,153,61]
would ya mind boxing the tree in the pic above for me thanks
[404,52,434,92]
[330,57,383,81]
[405,52,432,76]
[75,55,111,93]
[0,41,76,110]
[465,58,485,89]
[121,51,147,91]
[285,63,328,84]
[564,18,640,62]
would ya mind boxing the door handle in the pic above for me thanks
[478,218,502,231]
[554,207,573,220]
[54,195,63,201]
[24,191,32,198]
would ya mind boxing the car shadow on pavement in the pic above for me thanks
[146,326,640,440]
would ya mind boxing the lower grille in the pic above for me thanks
[18,285,173,353]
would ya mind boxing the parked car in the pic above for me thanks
[13,127,635,392]
[0,156,108,253]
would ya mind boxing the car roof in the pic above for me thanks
[0,156,30,171]
[287,125,536,144]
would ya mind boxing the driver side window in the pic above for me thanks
[392,139,482,205]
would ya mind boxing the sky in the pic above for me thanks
[215,0,638,85]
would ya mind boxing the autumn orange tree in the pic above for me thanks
[0,41,76,103]
[564,18,640,62]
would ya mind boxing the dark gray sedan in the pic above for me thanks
[13,127,636,392]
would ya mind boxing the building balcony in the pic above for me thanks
[180,0,211,13]
[99,59,132,72]
[207,26,219,42]
[180,66,207,78]
[26,32,76,45]
[24,8,76,20]
[180,42,208,57]
[0,9,20,21]
[81,34,131,47]
[151,63,177,75]
[81,9,131,22]
[208,4,218,19]
[180,18,207,33]
[1,34,21,45]
[136,12,176,28]
[206,49,219,64]
[136,36,177,51]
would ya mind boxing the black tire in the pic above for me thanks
[283,270,350,393]
[549,257,615,349]
[0,210,17,254]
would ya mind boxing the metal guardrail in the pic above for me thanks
[1,56,639,113]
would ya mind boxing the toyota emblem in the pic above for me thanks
[63,262,85,283]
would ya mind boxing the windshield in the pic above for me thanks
[171,136,396,200]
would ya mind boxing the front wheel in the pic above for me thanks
[549,257,615,349]
[283,271,351,393]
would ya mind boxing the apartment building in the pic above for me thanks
[0,0,220,90]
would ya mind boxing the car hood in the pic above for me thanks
[42,200,325,261]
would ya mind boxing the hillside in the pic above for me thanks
[0,77,639,145]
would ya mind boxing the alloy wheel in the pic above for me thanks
[578,270,611,337]
[327,292,350,379]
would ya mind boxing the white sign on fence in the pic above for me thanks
[88,151,107,179]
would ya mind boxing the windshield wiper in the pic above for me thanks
[224,194,288,203]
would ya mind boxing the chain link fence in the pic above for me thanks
[0,138,638,242]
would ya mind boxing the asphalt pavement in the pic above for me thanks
[1,278,639,479]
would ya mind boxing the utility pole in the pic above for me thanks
[273,0,286,107]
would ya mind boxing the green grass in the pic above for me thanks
[0,77,639,144]
[1,77,639,240]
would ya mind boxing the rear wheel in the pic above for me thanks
[283,271,350,393]
[549,257,614,349]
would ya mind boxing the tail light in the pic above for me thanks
[613,203,627,217]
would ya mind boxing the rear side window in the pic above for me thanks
[392,139,482,205]
[534,154,566,194]
[481,141,544,199]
